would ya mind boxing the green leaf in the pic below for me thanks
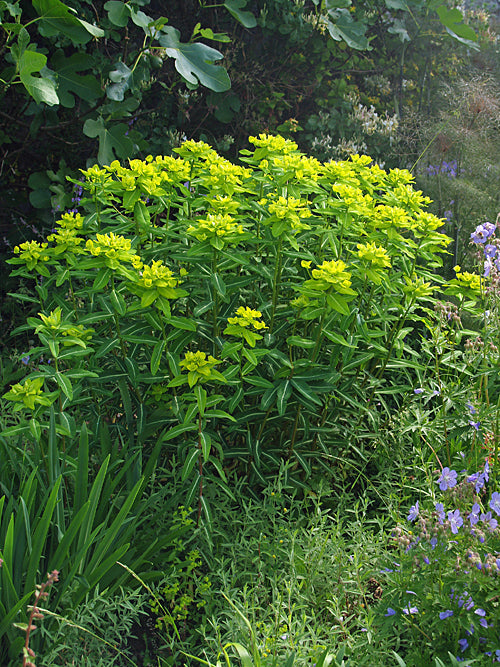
[200,431,211,462]
[150,340,165,375]
[165,316,197,331]
[161,423,198,442]
[33,0,104,44]
[16,50,59,105]
[323,330,356,347]
[276,380,292,416]
[326,292,351,315]
[55,372,73,401]
[106,61,133,101]
[435,5,478,47]
[51,50,101,108]
[290,379,323,406]
[223,0,257,28]
[211,272,226,296]
[158,27,231,92]
[327,9,371,50]
[182,448,200,481]
[109,289,127,316]
[93,267,112,291]
[104,0,130,27]
[286,336,316,349]
[83,117,135,165]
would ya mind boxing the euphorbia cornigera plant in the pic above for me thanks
[6,134,455,508]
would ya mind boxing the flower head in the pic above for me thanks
[448,509,463,534]
[407,501,419,522]
[437,467,458,491]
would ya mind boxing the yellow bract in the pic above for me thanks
[227,307,267,331]
[356,242,391,268]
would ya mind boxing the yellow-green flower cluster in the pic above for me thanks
[62,324,94,346]
[58,211,84,230]
[371,205,411,230]
[12,240,51,271]
[86,233,143,270]
[200,155,251,192]
[129,260,187,312]
[187,214,244,247]
[80,165,111,184]
[225,307,267,347]
[248,134,298,154]
[331,183,373,209]
[403,275,435,300]
[177,351,226,387]
[310,260,355,294]
[270,154,322,181]
[174,139,219,161]
[3,377,52,411]
[453,266,481,292]
[47,227,85,255]
[356,242,391,268]
[227,307,267,330]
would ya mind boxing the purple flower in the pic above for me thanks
[475,608,486,617]
[490,492,500,516]
[484,259,493,277]
[435,502,446,524]
[448,509,463,534]
[471,226,489,244]
[439,610,454,620]
[484,244,497,258]
[21,356,30,365]
[402,604,418,615]
[469,503,481,526]
[438,467,458,491]
[469,420,481,430]
[480,511,497,531]
[458,638,469,652]
[414,387,424,394]
[408,501,419,522]
[466,401,476,414]
[385,607,396,616]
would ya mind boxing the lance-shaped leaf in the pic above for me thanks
[83,117,135,165]
[33,0,104,44]
[158,27,231,92]
[50,50,101,107]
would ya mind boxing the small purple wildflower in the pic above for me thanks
[458,638,469,652]
[469,503,481,526]
[466,401,476,414]
[438,467,458,491]
[21,356,30,365]
[484,244,497,258]
[490,492,500,516]
[469,420,481,431]
[408,501,419,522]
[414,388,424,394]
[385,608,396,616]
[402,604,418,615]
[439,610,454,620]
[448,509,463,534]
[435,502,446,524]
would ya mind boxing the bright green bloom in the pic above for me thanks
[248,134,298,154]
[128,260,188,313]
[310,260,355,294]
[86,233,143,270]
[47,227,85,255]
[187,214,244,248]
[175,351,226,387]
[224,307,267,347]
[12,240,51,271]
[357,242,391,268]
[3,377,52,411]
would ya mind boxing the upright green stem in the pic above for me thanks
[196,411,203,527]
[269,237,283,333]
